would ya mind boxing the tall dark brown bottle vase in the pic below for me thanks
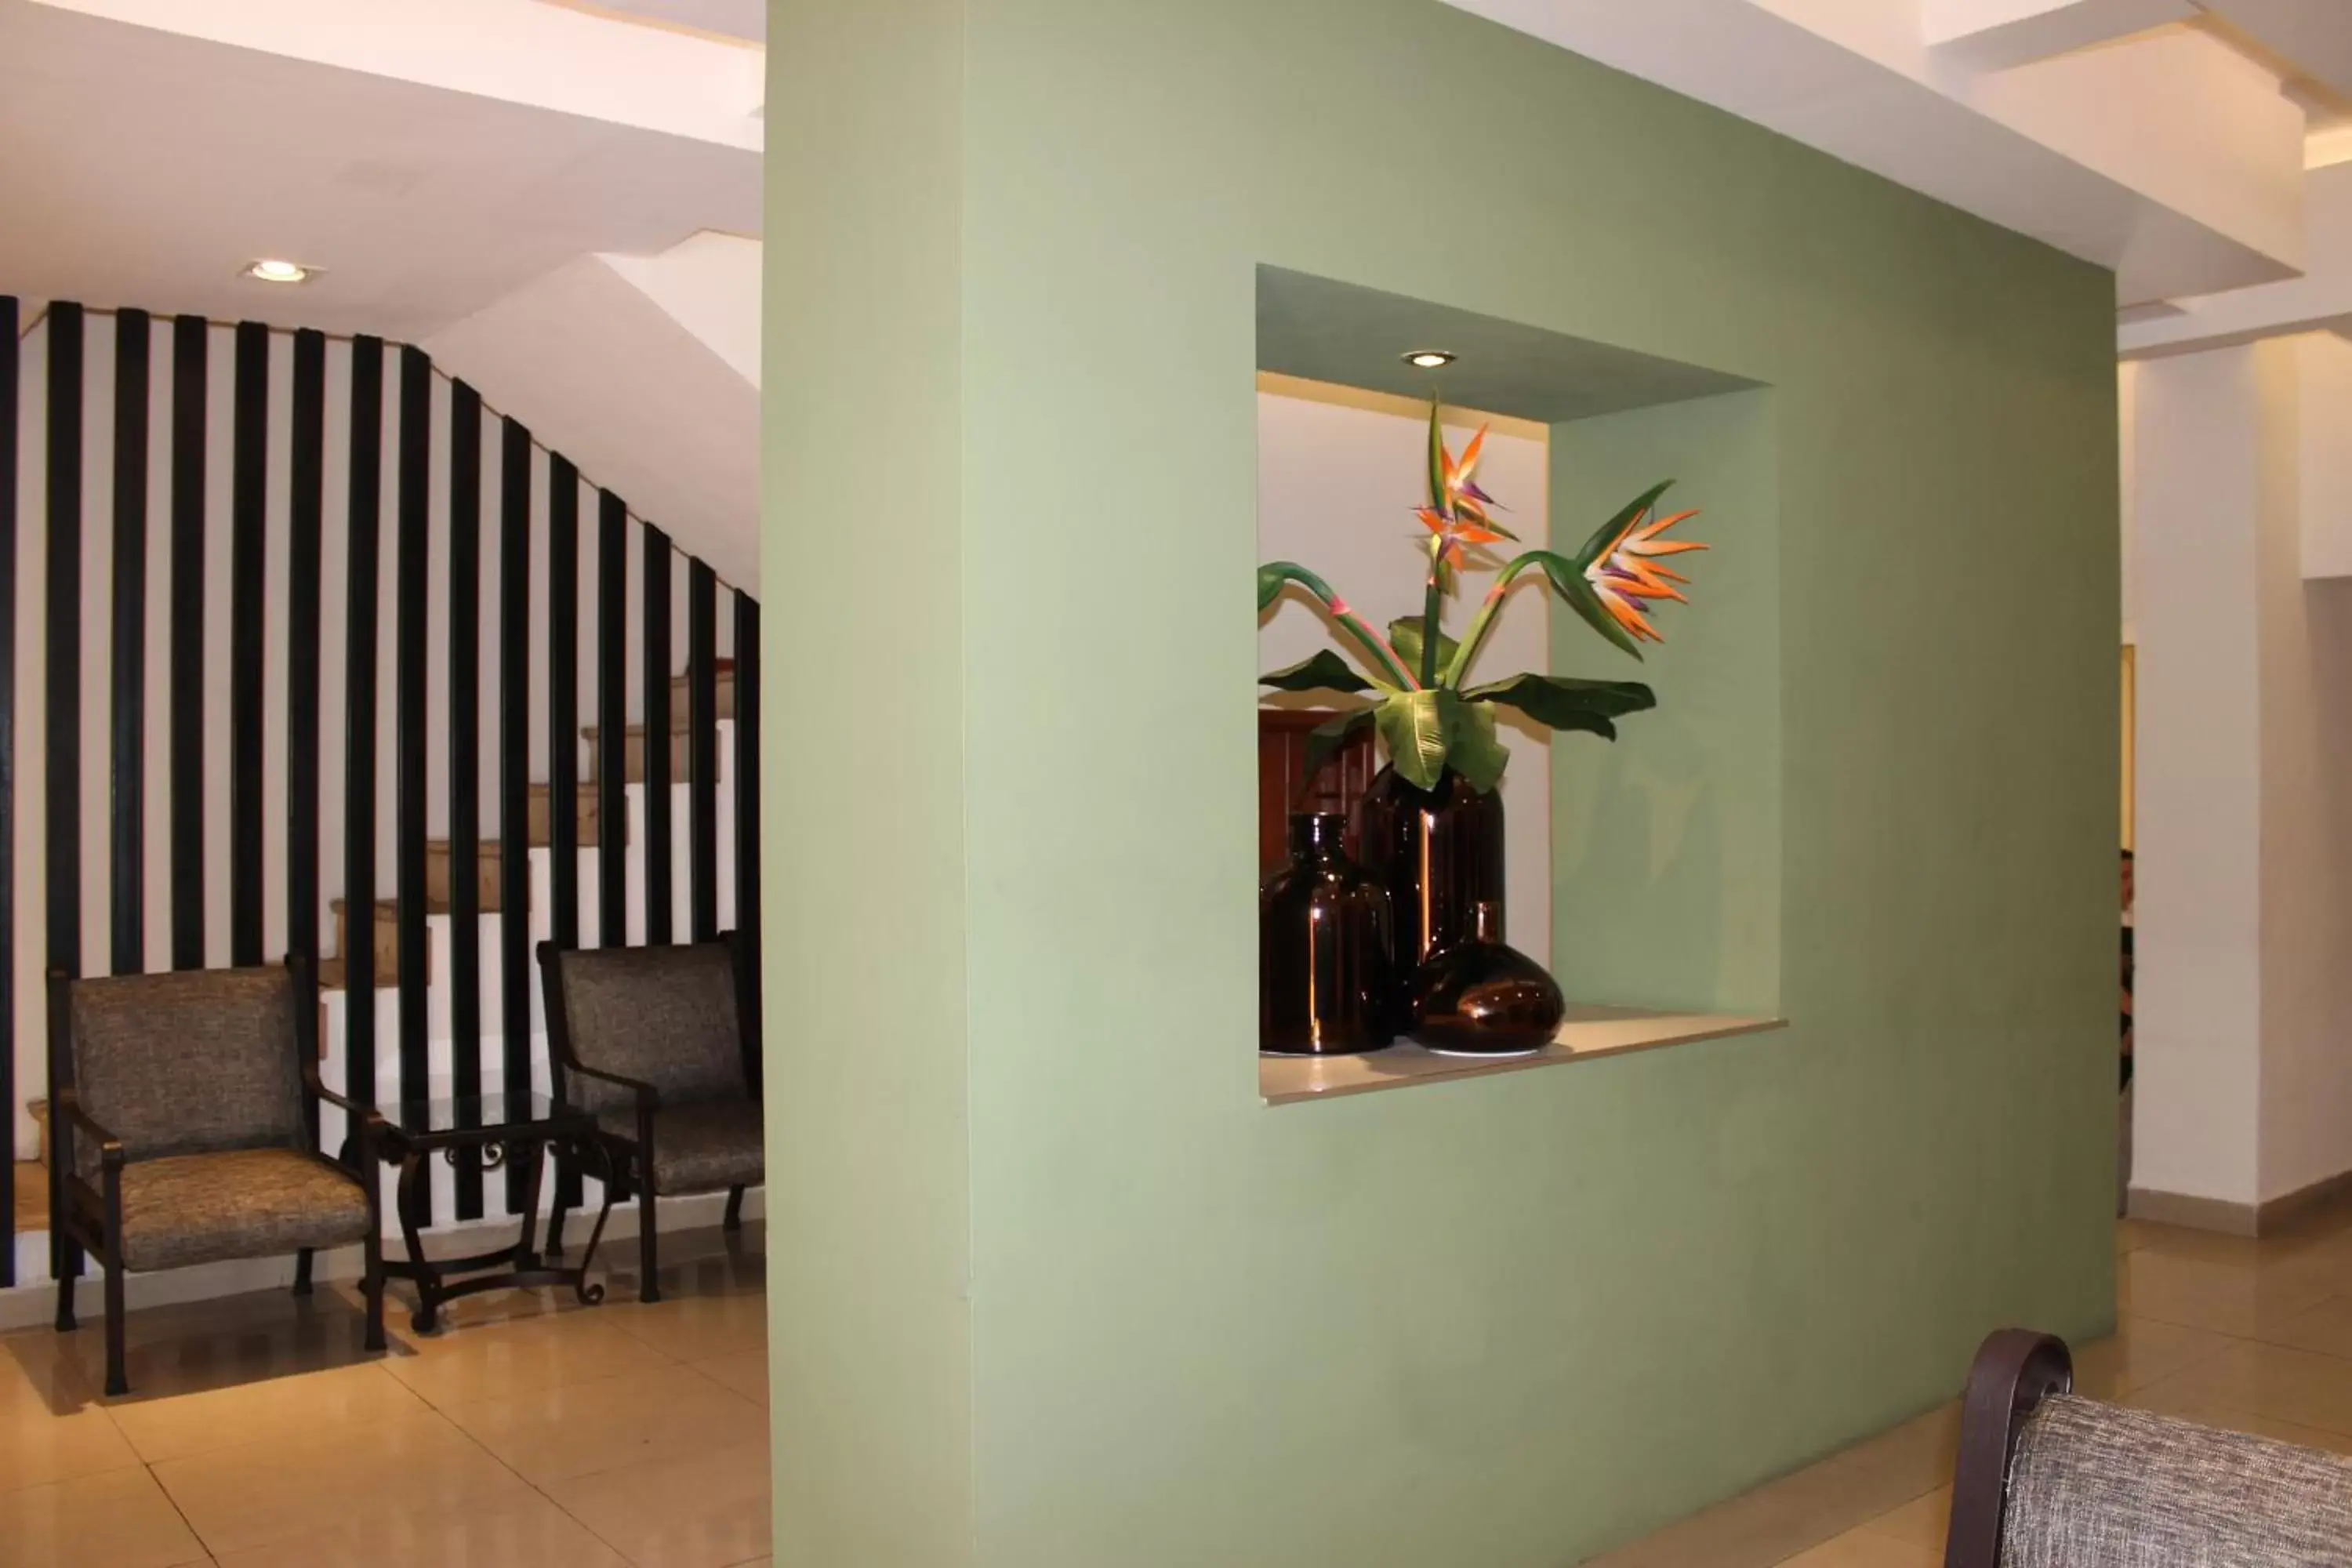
[1354,765,1505,977]
[1260,812,1396,1056]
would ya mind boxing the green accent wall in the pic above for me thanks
[765,1,2119,1563]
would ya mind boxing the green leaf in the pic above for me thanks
[1301,708,1376,789]
[1519,547,1644,662]
[1260,649,1377,695]
[1570,480,1675,569]
[1375,689,1456,791]
[1449,700,1510,792]
[1463,673,1655,736]
[1386,615,1460,679]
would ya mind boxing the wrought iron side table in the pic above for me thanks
[371,1090,615,1333]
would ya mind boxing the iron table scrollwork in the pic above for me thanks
[369,1089,615,1333]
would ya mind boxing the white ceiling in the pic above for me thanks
[0,0,760,339]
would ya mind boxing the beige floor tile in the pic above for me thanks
[1775,1525,1941,1568]
[0,1330,103,1416]
[383,1308,677,1409]
[440,1362,767,1486]
[48,1290,387,1400]
[211,1488,629,1568]
[689,1345,768,1403]
[607,1290,768,1363]
[0,1395,140,1495]
[2248,1294,2352,1359]
[152,1405,530,1555]
[2067,1316,2240,1399]
[2125,1339,2352,1438]
[2117,1247,2335,1338]
[547,1437,771,1568]
[1857,1486,1948,1552]
[107,1359,428,1463]
[0,1462,211,1567]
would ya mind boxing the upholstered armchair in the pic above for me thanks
[538,934,761,1304]
[48,958,386,1396]
[1947,1329,2352,1566]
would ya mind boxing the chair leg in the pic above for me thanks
[103,1253,127,1398]
[724,1185,745,1232]
[53,1240,78,1332]
[546,1161,570,1260]
[362,1223,386,1354]
[637,1167,662,1305]
[292,1247,315,1296]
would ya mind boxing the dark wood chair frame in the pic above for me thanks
[1944,1329,2076,1568]
[46,954,387,1396]
[537,931,757,1305]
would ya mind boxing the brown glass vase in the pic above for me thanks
[1403,899,1566,1058]
[1260,813,1396,1056]
[1353,764,1505,975]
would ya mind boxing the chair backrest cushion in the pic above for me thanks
[551,940,746,1113]
[68,966,307,1174]
[2002,1394,2352,1567]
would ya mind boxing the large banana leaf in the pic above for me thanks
[1465,672,1654,737]
[1385,615,1459,680]
[1448,700,1510,792]
[1260,649,1378,695]
[1375,689,1457,791]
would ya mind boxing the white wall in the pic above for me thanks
[2129,336,2352,1209]
[7,304,737,1158]
[1255,387,1550,960]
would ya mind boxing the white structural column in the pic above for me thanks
[2130,338,2352,1217]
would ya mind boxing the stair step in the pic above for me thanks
[583,724,720,786]
[668,662,738,720]
[426,838,506,909]
[527,782,622,846]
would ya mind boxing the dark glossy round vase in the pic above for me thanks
[1260,813,1396,1056]
[1354,765,1506,974]
[1404,900,1566,1058]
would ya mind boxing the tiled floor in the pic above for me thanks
[6,1200,2352,1566]
[1587,1194,2352,1568]
[0,1223,769,1568]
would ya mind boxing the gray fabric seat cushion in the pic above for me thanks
[598,1100,764,1195]
[2002,1394,2352,1567]
[553,941,746,1115]
[116,1148,372,1273]
[69,967,307,1181]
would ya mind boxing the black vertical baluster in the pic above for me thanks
[547,457,581,958]
[731,592,760,1094]
[169,316,206,970]
[45,301,84,1282]
[396,347,430,1200]
[448,383,483,1221]
[288,331,325,1098]
[109,310,150,975]
[0,295,19,1286]
[343,338,385,1109]
[228,321,267,967]
[499,420,534,1214]
[641,527,673,945]
[687,563,717,942]
[597,492,626,948]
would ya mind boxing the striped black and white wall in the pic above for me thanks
[0,298,763,1288]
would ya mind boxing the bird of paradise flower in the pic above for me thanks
[1256,401,1708,793]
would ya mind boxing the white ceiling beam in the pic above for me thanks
[2199,0,2352,100]
[1923,0,2198,71]
[2121,162,2352,356]
[1443,0,2303,303]
[27,0,763,150]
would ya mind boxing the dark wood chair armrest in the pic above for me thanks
[53,1086,125,1171]
[563,1059,661,1109]
[1945,1329,2074,1568]
[301,1062,387,1131]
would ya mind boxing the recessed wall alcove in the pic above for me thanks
[1254,266,1784,1101]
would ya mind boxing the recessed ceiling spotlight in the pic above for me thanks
[245,259,313,285]
[1403,350,1455,369]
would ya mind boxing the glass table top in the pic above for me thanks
[376,1090,568,1136]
